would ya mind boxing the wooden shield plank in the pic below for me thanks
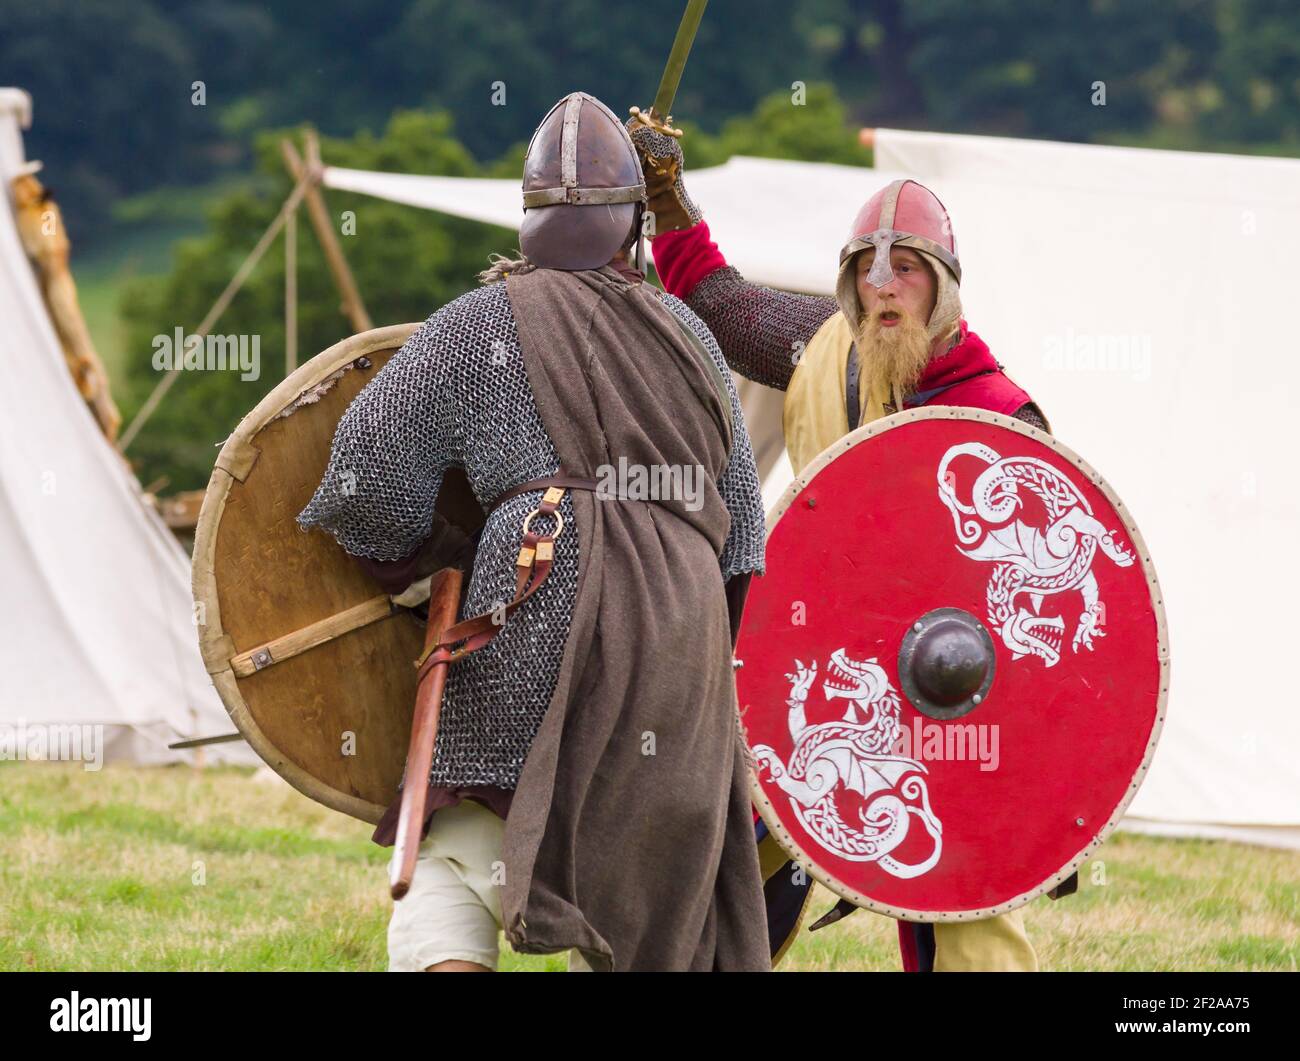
[193,324,427,823]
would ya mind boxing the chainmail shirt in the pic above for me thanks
[298,279,765,789]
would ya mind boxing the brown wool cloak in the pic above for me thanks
[499,265,769,971]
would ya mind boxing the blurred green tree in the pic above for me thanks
[1198,0,1300,146]
[901,0,1220,141]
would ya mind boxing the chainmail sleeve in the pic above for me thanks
[685,265,839,392]
[298,283,578,790]
[1011,401,1050,433]
[297,309,462,560]
[659,291,766,579]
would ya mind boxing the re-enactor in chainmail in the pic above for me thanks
[627,116,1051,974]
[299,92,771,973]
[297,281,764,790]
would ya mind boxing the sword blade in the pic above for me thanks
[651,0,709,119]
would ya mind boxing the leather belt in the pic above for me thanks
[414,474,601,685]
[486,474,601,516]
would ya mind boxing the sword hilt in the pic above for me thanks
[628,105,683,139]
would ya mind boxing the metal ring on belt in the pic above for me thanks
[521,507,565,539]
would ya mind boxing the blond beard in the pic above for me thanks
[854,306,932,409]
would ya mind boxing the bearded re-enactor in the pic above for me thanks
[629,121,1051,973]
[299,92,771,972]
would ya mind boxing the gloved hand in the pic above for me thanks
[625,115,703,234]
[355,510,477,600]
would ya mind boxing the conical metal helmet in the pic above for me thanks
[519,92,647,271]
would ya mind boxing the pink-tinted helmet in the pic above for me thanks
[839,179,961,289]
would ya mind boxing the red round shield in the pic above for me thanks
[737,408,1168,921]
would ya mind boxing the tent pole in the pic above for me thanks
[280,133,373,334]
[119,171,314,452]
[285,204,297,375]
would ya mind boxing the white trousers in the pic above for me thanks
[387,800,506,971]
[386,799,593,972]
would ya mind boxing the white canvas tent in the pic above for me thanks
[323,128,1300,849]
[0,88,254,766]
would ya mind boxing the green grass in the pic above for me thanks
[1,762,1295,972]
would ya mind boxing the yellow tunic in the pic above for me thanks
[774,309,1040,972]
[783,311,891,475]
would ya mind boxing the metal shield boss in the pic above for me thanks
[736,408,1169,921]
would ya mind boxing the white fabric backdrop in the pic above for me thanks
[0,92,253,765]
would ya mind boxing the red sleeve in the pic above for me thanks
[650,220,729,299]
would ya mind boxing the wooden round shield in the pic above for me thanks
[736,407,1169,921]
[193,324,482,823]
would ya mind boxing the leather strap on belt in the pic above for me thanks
[413,474,598,685]
[845,342,863,431]
[486,473,601,516]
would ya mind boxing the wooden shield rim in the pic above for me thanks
[744,405,1171,923]
[192,323,421,823]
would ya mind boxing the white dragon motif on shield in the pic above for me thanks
[937,442,1135,667]
[752,650,942,878]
